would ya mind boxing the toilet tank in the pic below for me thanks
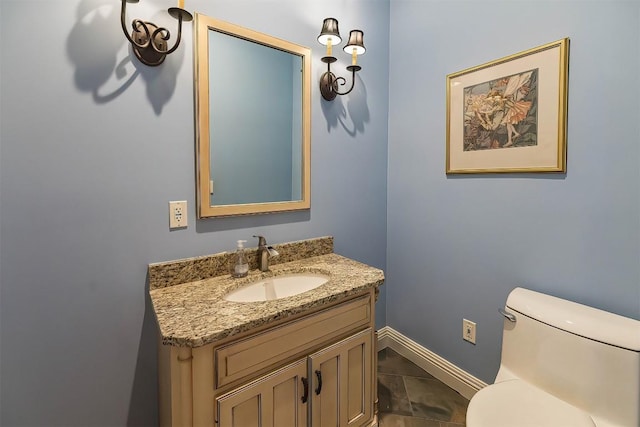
[495,287,640,427]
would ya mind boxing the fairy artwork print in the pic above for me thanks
[447,39,568,174]
[463,69,538,151]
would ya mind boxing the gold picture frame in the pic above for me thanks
[446,38,569,174]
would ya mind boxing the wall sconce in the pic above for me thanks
[120,0,193,66]
[317,18,366,101]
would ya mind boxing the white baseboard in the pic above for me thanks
[377,326,488,400]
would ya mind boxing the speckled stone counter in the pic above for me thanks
[148,237,384,348]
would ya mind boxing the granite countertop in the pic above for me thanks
[149,240,384,348]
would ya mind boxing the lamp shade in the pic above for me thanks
[343,30,365,55]
[317,18,341,46]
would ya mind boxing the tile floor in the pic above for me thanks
[377,348,469,427]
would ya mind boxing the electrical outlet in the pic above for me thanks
[463,319,476,344]
[169,201,188,229]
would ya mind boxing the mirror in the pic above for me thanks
[194,14,311,217]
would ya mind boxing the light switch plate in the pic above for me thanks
[169,201,188,229]
[463,319,476,344]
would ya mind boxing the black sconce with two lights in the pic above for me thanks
[317,18,366,101]
[120,4,366,103]
[120,0,192,66]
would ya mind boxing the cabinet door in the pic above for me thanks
[310,329,373,427]
[216,359,308,427]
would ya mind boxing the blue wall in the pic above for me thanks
[386,0,640,383]
[0,0,389,424]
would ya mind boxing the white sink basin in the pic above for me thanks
[224,273,329,303]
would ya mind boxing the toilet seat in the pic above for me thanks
[466,379,596,427]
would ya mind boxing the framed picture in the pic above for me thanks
[446,38,569,174]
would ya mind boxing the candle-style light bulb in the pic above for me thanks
[352,47,357,66]
[178,0,184,9]
[326,37,332,57]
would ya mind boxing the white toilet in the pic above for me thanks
[466,287,640,427]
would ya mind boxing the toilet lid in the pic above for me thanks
[466,380,596,427]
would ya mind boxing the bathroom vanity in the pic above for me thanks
[148,237,384,427]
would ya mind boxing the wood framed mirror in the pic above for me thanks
[194,14,311,218]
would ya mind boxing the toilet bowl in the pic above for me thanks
[466,287,640,427]
[468,380,596,426]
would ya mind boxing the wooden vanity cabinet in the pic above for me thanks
[158,289,377,427]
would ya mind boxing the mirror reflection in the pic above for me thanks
[195,14,311,217]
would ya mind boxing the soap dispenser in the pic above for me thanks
[232,240,249,278]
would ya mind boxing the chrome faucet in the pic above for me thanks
[253,235,279,271]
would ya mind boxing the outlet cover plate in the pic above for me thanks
[169,201,188,229]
